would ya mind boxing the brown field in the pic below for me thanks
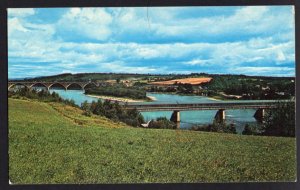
[150,77,212,85]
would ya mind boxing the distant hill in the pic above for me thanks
[10,72,294,82]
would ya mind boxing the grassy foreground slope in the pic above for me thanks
[9,98,296,183]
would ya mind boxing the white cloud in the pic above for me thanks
[97,61,159,73]
[118,6,294,42]
[276,51,286,61]
[57,8,112,41]
[8,18,29,35]
[232,66,295,76]
[184,59,212,66]
[8,8,35,17]
[8,7,295,78]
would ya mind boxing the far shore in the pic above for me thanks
[206,97,222,101]
[86,94,156,103]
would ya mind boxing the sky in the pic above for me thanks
[8,6,295,78]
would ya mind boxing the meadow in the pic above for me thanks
[9,98,296,183]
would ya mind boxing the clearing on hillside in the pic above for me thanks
[150,77,212,85]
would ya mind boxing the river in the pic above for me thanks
[49,89,269,133]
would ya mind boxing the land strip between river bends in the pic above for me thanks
[86,94,156,103]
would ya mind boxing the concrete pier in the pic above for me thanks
[170,110,180,122]
[214,109,226,123]
[254,108,265,122]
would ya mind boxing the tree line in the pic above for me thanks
[191,100,295,137]
[85,85,149,100]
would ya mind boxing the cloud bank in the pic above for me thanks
[8,6,295,78]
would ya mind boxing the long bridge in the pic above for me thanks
[8,81,98,91]
[125,101,287,123]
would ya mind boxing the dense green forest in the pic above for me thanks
[16,73,180,82]
[201,75,294,100]
[13,72,294,83]
[85,84,149,100]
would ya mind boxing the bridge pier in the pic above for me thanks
[170,110,180,122]
[214,109,225,123]
[254,108,265,122]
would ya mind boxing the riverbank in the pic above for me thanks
[86,94,156,102]
[147,91,226,101]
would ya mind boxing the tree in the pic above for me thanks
[262,100,295,137]
[81,100,90,111]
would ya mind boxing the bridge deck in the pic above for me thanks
[124,102,284,111]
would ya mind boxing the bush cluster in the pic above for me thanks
[241,101,295,137]
[8,88,77,107]
[191,121,237,134]
[262,100,295,137]
[148,117,177,129]
[202,75,294,100]
[81,100,145,127]
[242,124,263,135]
[85,85,148,100]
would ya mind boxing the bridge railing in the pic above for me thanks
[123,101,293,111]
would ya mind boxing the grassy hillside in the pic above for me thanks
[9,98,296,183]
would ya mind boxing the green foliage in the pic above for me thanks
[262,101,295,137]
[24,73,179,82]
[87,99,145,127]
[242,124,263,135]
[9,88,78,107]
[82,110,92,117]
[81,101,90,111]
[148,117,177,129]
[9,99,296,183]
[177,83,194,94]
[191,121,237,134]
[14,72,294,100]
[202,75,294,100]
[85,85,148,100]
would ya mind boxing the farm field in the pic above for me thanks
[150,77,212,85]
[9,98,296,184]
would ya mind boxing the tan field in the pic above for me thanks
[150,77,212,85]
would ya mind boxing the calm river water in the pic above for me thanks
[49,90,269,132]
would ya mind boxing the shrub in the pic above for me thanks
[262,100,295,137]
[148,117,176,129]
[242,124,262,135]
[191,121,236,134]
[9,88,78,107]
[85,85,148,100]
[82,110,92,117]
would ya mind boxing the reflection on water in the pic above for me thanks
[49,90,261,132]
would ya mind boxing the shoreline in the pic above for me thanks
[86,94,156,103]
[206,97,222,101]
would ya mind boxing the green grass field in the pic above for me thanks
[9,98,296,184]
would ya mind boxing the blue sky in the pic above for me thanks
[8,6,295,78]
